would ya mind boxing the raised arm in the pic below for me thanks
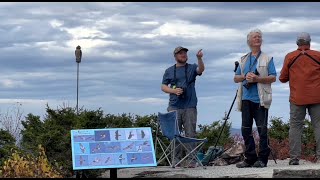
[196,49,205,74]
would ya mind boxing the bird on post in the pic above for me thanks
[75,45,82,63]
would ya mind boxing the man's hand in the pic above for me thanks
[246,72,259,83]
[196,49,205,74]
[174,88,184,96]
[196,49,203,59]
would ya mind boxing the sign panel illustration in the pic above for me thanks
[71,127,156,170]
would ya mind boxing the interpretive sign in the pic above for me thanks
[71,127,156,170]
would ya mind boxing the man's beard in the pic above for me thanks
[177,58,187,64]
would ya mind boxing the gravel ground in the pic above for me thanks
[100,159,320,178]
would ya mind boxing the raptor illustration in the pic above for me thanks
[130,154,137,162]
[128,131,134,139]
[118,154,125,164]
[79,155,85,165]
[142,155,151,160]
[107,145,120,151]
[79,143,86,153]
[105,157,111,163]
[92,157,101,163]
[92,143,101,153]
[78,136,93,141]
[100,133,107,139]
[140,141,150,146]
[123,142,135,150]
[141,130,145,139]
[78,136,86,141]
[137,145,142,152]
[115,130,121,140]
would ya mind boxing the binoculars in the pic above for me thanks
[177,87,187,99]
[173,86,187,99]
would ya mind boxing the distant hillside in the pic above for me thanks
[230,127,258,136]
[230,128,241,136]
[197,127,256,137]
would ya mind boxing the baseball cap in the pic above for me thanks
[173,46,188,55]
[297,32,311,42]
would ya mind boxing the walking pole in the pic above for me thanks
[213,89,238,149]
[207,61,239,164]
[214,61,239,147]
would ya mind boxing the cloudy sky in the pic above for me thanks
[0,2,319,129]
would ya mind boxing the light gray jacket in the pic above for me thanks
[236,52,273,111]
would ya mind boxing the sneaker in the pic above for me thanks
[252,160,267,168]
[236,161,252,168]
[289,158,299,165]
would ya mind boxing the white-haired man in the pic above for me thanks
[234,29,277,168]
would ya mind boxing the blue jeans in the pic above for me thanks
[241,100,270,165]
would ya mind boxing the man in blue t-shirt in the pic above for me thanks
[234,29,277,168]
[161,46,205,167]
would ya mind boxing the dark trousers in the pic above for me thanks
[241,100,270,165]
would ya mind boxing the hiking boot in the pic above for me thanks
[252,160,267,168]
[289,158,299,165]
[236,161,252,168]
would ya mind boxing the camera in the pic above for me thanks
[243,69,260,89]
[243,80,251,89]
[176,86,187,99]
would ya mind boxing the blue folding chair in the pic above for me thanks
[155,111,207,168]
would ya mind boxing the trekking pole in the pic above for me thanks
[213,89,238,149]
[207,61,239,164]
[213,61,239,148]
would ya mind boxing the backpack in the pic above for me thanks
[201,146,224,166]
